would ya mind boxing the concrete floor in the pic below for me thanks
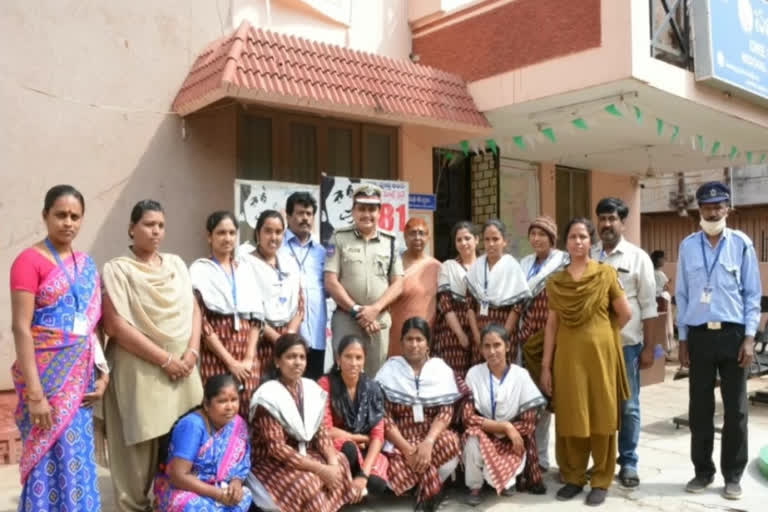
[1,365,767,511]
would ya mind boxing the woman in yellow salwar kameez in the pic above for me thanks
[540,218,631,507]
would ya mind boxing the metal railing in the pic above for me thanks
[650,0,693,70]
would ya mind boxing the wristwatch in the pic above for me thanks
[351,304,362,317]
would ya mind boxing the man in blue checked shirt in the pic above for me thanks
[675,181,761,501]
[280,192,328,379]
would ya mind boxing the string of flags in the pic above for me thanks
[444,100,768,165]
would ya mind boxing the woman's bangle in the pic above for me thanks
[187,347,200,360]
[160,352,173,368]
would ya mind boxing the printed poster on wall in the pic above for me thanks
[320,175,409,252]
[234,180,320,253]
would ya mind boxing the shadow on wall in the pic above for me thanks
[89,105,238,268]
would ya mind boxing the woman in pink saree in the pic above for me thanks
[153,374,252,512]
[10,185,108,511]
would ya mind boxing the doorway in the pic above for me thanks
[555,166,591,241]
[433,150,472,261]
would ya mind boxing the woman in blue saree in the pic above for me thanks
[154,374,253,511]
[10,185,109,511]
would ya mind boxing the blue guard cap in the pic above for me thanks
[696,181,730,204]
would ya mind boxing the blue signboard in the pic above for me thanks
[694,0,768,102]
[408,193,437,211]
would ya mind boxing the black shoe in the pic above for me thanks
[421,486,446,512]
[556,483,584,501]
[528,482,547,495]
[685,475,714,493]
[586,487,608,506]
[722,482,742,500]
[618,467,640,489]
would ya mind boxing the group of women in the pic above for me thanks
[10,184,632,511]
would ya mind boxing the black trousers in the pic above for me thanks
[687,323,748,483]
[304,348,326,380]
[340,441,389,494]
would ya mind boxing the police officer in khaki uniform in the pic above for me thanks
[324,184,404,376]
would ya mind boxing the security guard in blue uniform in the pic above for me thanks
[675,181,761,500]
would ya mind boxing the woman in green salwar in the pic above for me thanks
[540,218,631,507]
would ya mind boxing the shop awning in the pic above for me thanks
[172,21,489,132]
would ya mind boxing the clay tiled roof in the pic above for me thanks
[172,21,489,130]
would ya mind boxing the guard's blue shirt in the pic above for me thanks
[675,228,762,340]
[279,229,328,350]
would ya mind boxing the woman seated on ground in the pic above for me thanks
[318,335,389,501]
[247,333,356,512]
[154,374,253,512]
[462,324,548,506]
[375,317,465,512]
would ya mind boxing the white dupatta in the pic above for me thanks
[242,253,301,325]
[437,259,469,301]
[375,356,463,407]
[465,254,531,308]
[249,378,327,444]
[465,363,546,422]
[519,249,569,298]
[189,256,264,327]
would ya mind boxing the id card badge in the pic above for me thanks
[700,288,712,304]
[412,404,425,423]
[233,314,241,331]
[72,313,89,336]
[298,442,307,456]
[479,301,489,317]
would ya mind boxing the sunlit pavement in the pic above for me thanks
[1,365,766,511]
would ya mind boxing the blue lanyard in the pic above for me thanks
[527,251,553,279]
[257,249,284,281]
[484,260,489,296]
[700,232,725,287]
[490,366,510,420]
[44,238,81,312]
[211,256,237,311]
[288,239,311,272]
[414,376,420,396]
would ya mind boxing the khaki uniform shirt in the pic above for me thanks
[325,226,404,305]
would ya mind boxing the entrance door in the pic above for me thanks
[555,166,591,243]
[499,158,539,258]
[433,150,472,261]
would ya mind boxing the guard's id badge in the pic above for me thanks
[480,301,489,317]
[412,404,425,423]
[298,442,307,456]
[72,313,89,336]
[700,288,712,304]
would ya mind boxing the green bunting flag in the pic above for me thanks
[656,118,664,136]
[711,141,721,155]
[445,151,454,162]
[486,139,498,155]
[605,104,623,117]
[460,140,470,156]
[747,151,753,164]
[634,105,643,123]
[729,146,739,160]
[670,125,680,142]
[513,136,526,150]
[760,153,767,164]
[541,127,557,143]
[697,134,705,152]
[572,118,588,130]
